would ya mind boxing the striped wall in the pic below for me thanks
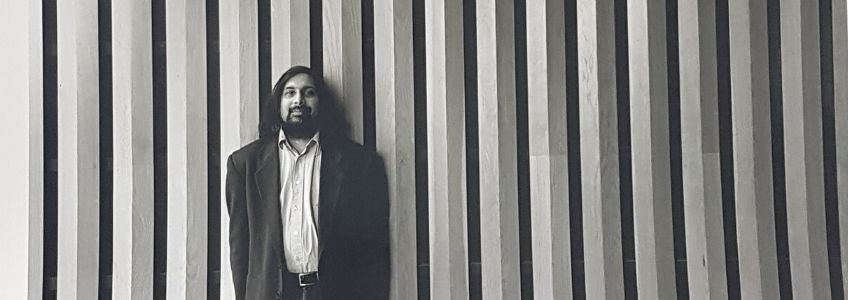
[7,0,848,298]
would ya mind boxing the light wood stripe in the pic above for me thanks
[525,0,571,298]
[425,0,470,297]
[779,0,831,298]
[834,0,848,296]
[165,0,209,298]
[271,0,310,81]
[56,0,101,297]
[322,0,364,143]
[677,0,728,298]
[627,0,677,298]
[577,0,625,297]
[373,0,418,298]
[0,0,43,297]
[28,0,45,297]
[476,0,521,298]
[219,0,260,298]
[728,0,780,297]
[111,0,155,298]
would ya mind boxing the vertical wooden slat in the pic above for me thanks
[678,0,728,297]
[29,0,45,296]
[29,0,45,297]
[525,0,571,298]
[373,0,417,298]
[425,0,469,297]
[476,0,520,298]
[322,0,364,142]
[779,0,831,297]
[111,0,154,298]
[0,0,43,297]
[271,0,310,80]
[166,0,209,298]
[627,0,677,298]
[728,0,780,297]
[834,0,848,296]
[219,0,259,299]
[56,0,100,297]
[577,0,625,298]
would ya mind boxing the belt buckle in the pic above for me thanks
[298,272,319,287]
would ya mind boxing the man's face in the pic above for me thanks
[280,73,320,128]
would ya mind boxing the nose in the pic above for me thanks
[292,92,303,106]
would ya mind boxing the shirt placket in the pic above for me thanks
[291,148,305,268]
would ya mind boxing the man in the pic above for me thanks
[225,66,390,300]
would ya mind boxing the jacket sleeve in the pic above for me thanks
[225,155,250,300]
[363,154,391,299]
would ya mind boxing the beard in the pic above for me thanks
[280,112,318,139]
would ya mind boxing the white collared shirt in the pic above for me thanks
[278,130,322,273]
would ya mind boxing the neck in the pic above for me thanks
[281,126,316,140]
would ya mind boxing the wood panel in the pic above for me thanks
[627,0,677,298]
[322,0,364,142]
[525,0,571,298]
[577,0,625,298]
[834,0,848,296]
[29,0,45,297]
[0,0,43,297]
[779,0,831,298]
[373,0,417,299]
[111,0,154,298]
[271,0,310,82]
[728,0,780,297]
[218,0,260,298]
[56,0,101,297]
[677,0,728,297]
[425,0,470,297]
[165,0,209,298]
[476,0,520,298]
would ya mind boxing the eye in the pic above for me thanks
[304,89,317,97]
[284,90,297,97]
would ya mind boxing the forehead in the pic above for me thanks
[283,73,316,89]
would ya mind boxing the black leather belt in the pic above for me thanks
[297,272,319,287]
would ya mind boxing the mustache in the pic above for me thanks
[288,105,312,114]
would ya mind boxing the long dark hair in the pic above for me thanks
[258,66,348,139]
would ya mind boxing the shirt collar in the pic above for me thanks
[278,129,321,149]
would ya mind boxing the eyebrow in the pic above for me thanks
[284,85,315,90]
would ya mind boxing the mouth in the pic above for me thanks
[289,107,310,117]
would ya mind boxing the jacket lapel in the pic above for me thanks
[253,137,284,262]
[319,137,345,256]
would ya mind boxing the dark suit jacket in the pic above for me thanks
[225,132,389,300]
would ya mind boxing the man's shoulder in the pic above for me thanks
[228,137,270,164]
[334,136,379,161]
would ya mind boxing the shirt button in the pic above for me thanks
[293,231,299,236]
